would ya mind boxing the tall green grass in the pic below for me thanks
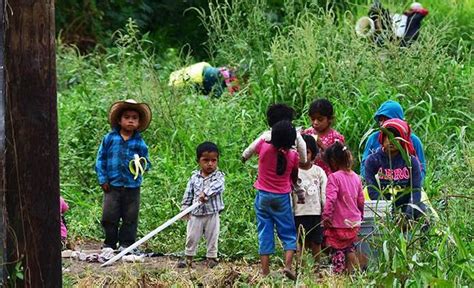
[58,0,472,285]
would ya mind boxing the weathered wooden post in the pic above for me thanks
[2,0,61,286]
[0,0,6,284]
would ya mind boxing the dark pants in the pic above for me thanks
[101,186,140,249]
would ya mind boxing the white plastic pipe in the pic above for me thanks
[101,201,202,267]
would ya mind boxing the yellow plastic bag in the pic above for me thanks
[168,62,211,87]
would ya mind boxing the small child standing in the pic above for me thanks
[304,99,345,175]
[253,120,304,280]
[293,134,327,265]
[95,99,152,251]
[364,119,424,220]
[322,142,364,274]
[242,103,307,164]
[180,142,225,268]
[60,196,69,250]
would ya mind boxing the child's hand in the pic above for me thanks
[316,138,327,151]
[199,192,208,203]
[101,183,110,193]
[182,213,190,221]
[322,218,332,228]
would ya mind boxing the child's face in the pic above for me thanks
[383,135,399,155]
[310,113,331,133]
[119,110,140,132]
[378,115,389,127]
[198,151,219,177]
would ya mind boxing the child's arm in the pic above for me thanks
[241,131,269,162]
[320,171,328,209]
[295,132,307,164]
[364,155,381,200]
[181,176,195,210]
[60,196,69,214]
[322,175,338,227]
[95,136,110,192]
[202,171,225,199]
[139,140,151,171]
[356,179,365,219]
[410,156,422,204]
[291,168,304,204]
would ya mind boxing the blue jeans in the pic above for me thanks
[255,190,297,255]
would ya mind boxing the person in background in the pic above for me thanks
[364,119,426,221]
[242,103,307,164]
[60,196,69,250]
[169,62,247,97]
[322,142,364,274]
[304,99,345,176]
[360,100,425,181]
[95,99,152,252]
[293,134,327,268]
[252,120,304,280]
[179,142,225,269]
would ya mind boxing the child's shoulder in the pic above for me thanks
[328,128,345,140]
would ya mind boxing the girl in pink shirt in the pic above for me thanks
[304,99,345,175]
[322,142,364,274]
[60,196,69,249]
[253,120,303,280]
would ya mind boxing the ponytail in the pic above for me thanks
[271,120,296,176]
[276,150,287,175]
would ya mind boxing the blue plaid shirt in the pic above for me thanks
[95,128,150,188]
[181,170,225,216]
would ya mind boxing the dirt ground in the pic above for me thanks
[61,240,284,287]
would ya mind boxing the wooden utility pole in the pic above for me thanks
[0,0,6,284]
[2,0,61,286]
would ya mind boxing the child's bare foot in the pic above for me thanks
[283,268,297,280]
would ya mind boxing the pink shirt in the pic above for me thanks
[253,139,299,193]
[322,170,364,228]
[60,196,69,238]
[303,128,345,175]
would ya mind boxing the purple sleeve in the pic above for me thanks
[364,154,380,200]
[410,156,422,203]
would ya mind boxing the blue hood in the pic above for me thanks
[374,100,405,122]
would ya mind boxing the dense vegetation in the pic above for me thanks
[58,0,473,285]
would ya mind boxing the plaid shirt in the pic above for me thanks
[181,170,225,216]
[95,128,150,188]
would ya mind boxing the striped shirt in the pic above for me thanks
[95,128,150,188]
[181,170,225,216]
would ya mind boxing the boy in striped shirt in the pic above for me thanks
[179,142,225,268]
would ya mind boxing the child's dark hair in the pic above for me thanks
[302,134,319,161]
[382,127,401,139]
[196,141,219,161]
[308,99,334,118]
[323,141,352,171]
[266,104,295,127]
[271,120,296,175]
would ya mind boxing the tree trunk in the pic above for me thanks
[0,0,6,285]
[3,0,61,286]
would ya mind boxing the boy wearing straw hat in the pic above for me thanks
[96,99,152,251]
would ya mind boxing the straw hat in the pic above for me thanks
[108,99,152,132]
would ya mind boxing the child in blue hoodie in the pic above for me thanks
[360,100,425,180]
[364,119,424,220]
